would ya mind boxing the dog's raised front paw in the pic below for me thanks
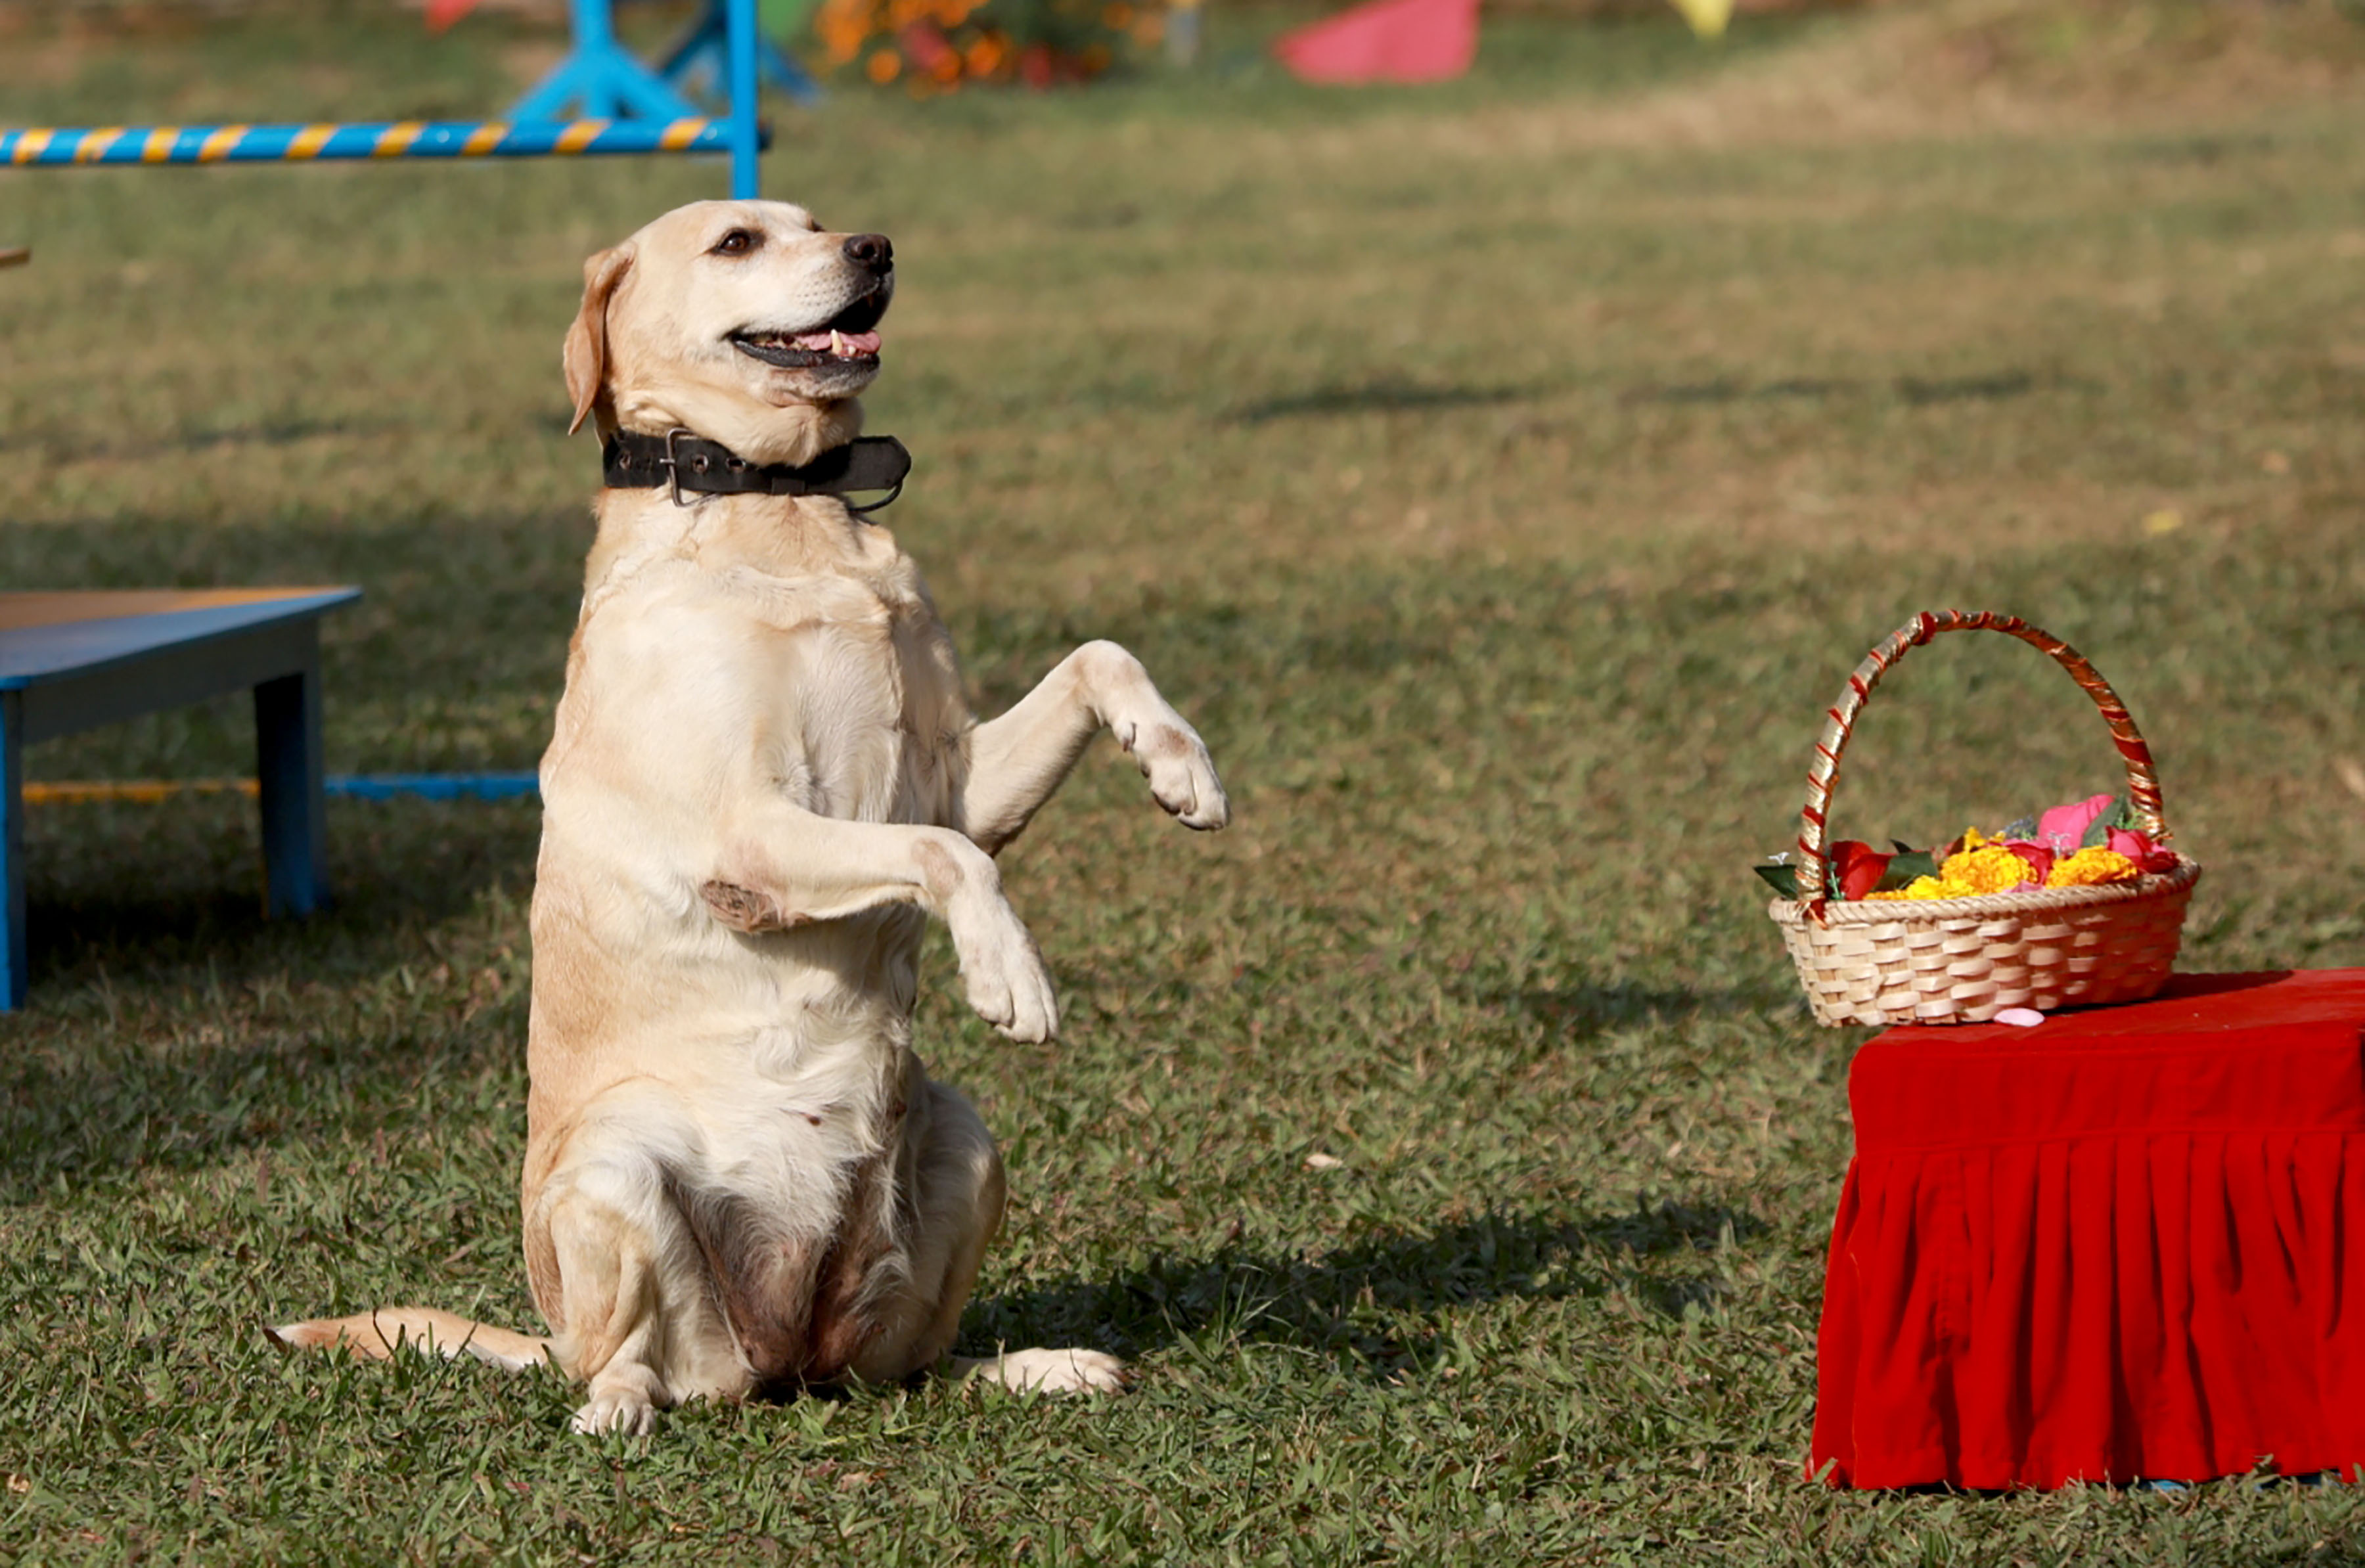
[1117,715,1230,832]
[958,1347,1128,1394]
[948,885,1058,1044]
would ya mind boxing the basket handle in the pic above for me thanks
[1793,610,2170,916]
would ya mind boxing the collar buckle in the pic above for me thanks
[659,426,695,507]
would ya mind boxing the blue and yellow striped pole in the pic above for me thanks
[20,774,541,805]
[1,118,743,167]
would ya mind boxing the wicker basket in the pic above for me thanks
[1767,610,2202,1027]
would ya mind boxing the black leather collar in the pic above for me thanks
[603,428,910,512]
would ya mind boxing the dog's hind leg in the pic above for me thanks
[849,1067,1125,1395]
[955,640,1229,853]
[526,1147,750,1435]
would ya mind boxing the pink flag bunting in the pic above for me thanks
[1272,0,1480,85]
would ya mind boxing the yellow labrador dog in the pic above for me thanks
[275,200,1229,1435]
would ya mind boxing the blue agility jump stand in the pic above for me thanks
[510,0,705,121]
[657,0,822,106]
[2,0,772,200]
[510,0,778,194]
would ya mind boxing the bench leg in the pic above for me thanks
[2,691,22,1010]
[254,654,329,919]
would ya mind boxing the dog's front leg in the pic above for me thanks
[704,807,1059,1041]
[957,641,1230,853]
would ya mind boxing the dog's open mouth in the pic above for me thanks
[731,290,889,370]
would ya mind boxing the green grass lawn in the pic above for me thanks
[3,1,2364,1561]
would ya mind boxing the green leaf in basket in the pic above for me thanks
[2002,816,2038,841]
[1754,862,1802,899]
[1876,849,1936,892]
[2080,795,2138,848]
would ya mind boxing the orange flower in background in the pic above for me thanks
[964,31,1009,76]
[817,1,866,59]
[819,0,1157,92]
[897,18,959,74]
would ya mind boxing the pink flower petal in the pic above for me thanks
[2037,792,2117,854]
[2107,826,2178,873]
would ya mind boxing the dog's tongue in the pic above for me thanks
[790,328,882,356]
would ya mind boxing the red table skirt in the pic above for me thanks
[1811,970,2365,1489]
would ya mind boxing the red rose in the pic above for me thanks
[2002,840,2055,885]
[1830,840,1893,901]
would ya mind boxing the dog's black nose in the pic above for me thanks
[844,233,893,272]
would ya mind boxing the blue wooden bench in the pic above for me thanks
[0,588,361,1010]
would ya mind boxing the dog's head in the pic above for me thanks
[563,200,895,466]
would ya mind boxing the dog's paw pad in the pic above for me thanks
[970,1347,1127,1395]
[951,893,1058,1042]
[571,1393,658,1436]
[1136,723,1228,831]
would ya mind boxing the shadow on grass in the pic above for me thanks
[968,1202,1768,1381]
[1474,976,1761,1042]
[1225,379,1543,424]
[16,797,538,992]
[1623,369,2100,408]
[0,418,407,462]
[2120,131,2280,165]
[0,803,539,1200]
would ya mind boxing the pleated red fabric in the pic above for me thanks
[1811,970,2365,1489]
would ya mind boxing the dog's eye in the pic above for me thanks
[711,229,760,258]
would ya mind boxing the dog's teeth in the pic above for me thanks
[830,330,847,357]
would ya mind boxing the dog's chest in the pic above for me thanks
[717,563,965,826]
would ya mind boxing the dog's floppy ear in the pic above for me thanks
[562,244,635,437]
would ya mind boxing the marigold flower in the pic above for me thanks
[1939,844,2040,896]
[2047,847,2140,887]
[1865,876,1948,902]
